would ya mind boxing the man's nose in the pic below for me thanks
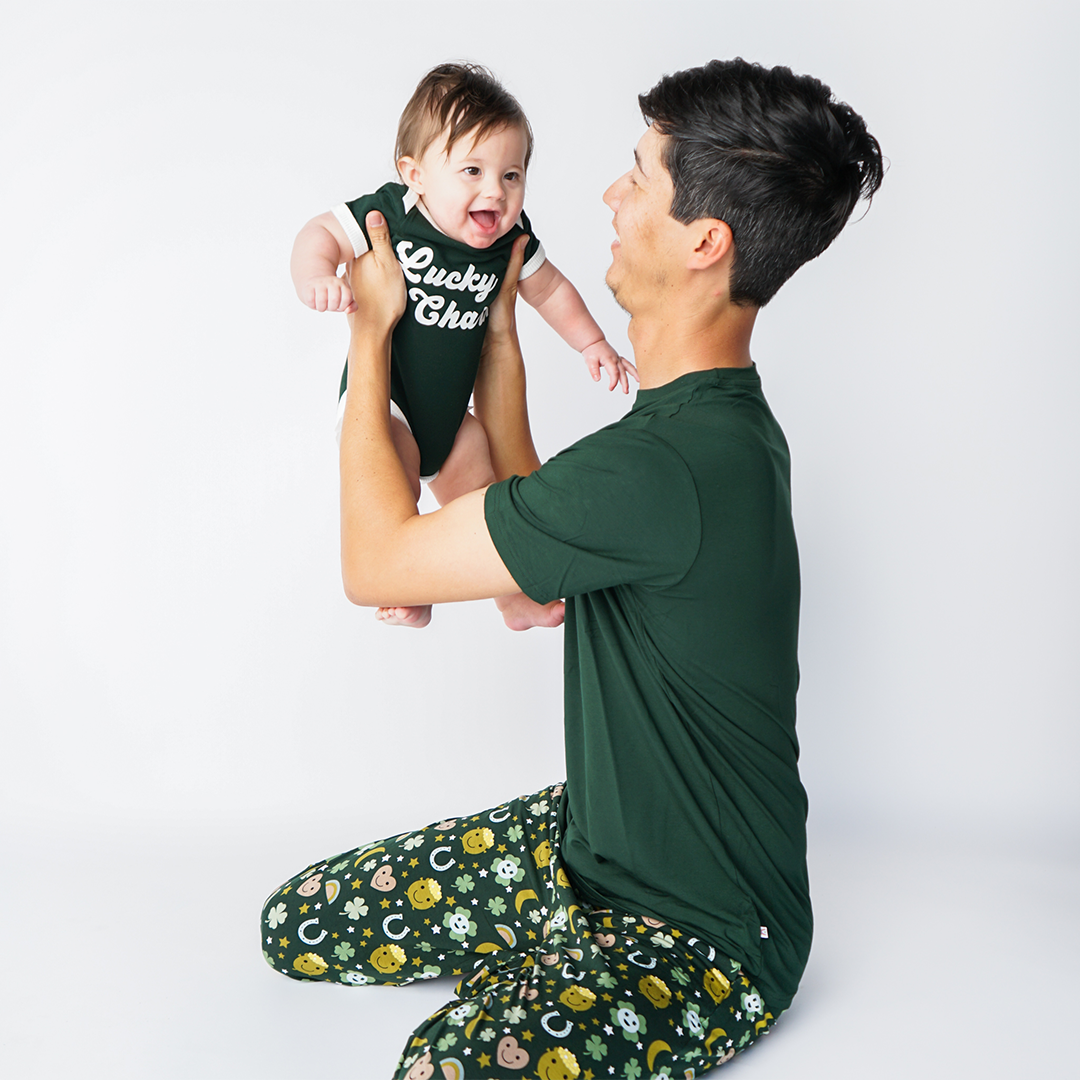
[603,173,628,211]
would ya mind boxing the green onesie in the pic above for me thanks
[334,183,544,478]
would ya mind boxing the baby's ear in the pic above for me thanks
[397,156,423,193]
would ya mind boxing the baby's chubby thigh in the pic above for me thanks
[427,412,495,507]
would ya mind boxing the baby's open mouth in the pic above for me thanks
[470,210,499,231]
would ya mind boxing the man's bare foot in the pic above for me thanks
[496,594,565,632]
[375,605,432,628]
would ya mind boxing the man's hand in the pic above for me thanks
[301,273,357,313]
[582,339,639,394]
[483,233,529,347]
[347,210,407,338]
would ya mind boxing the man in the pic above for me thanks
[263,59,882,1079]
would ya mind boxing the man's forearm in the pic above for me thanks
[473,326,541,482]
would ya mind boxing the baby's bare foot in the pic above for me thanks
[498,595,565,632]
[375,605,432,628]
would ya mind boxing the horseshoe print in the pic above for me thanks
[628,950,657,969]
[429,846,455,871]
[382,914,410,940]
[540,1011,574,1038]
[297,918,327,945]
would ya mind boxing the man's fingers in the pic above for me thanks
[502,234,529,293]
[365,210,392,253]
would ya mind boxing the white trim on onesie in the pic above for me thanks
[331,190,547,279]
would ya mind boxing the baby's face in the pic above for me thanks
[401,123,528,249]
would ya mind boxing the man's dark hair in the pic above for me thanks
[639,58,883,306]
[397,62,533,170]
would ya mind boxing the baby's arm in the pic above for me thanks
[518,260,637,393]
[291,211,357,312]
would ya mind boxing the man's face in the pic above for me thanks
[403,123,528,249]
[603,125,684,312]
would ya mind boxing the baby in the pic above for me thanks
[291,63,633,630]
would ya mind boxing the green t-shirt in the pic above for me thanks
[335,183,544,476]
[484,365,810,1013]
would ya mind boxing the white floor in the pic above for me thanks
[2,817,1075,1079]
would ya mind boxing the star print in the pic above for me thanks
[409,858,419,868]
[478,869,488,877]
[281,886,291,895]
[471,898,479,906]
[726,1039,734,1048]
[735,1011,742,1020]
[379,899,391,909]
[463,1047,472,1056]
[526,930,536,940]
[635,1041,643,1050]
[382,854,392,861]
[298,903,310,914]
[278,937,290,948]
[521,1030,534,1042]
[603,1024,614,1035]
[432,926,441,934]
[478,1054,491,1068]
[265,936,272,945]
[351,880,362,890]
[331,932,339,939]
[435,835,444,842]
[314,902,322,910]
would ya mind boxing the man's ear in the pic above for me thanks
[397,156,423,194]
[687,219,733,270]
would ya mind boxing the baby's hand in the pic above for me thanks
[582,339,639,394]
[302,273,357,313]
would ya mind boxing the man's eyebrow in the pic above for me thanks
[633,148,647,178]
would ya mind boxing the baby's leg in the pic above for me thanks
[431,413,565,632]
[374,417,431,628]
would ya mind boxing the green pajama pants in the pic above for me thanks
[261,784,776,1079]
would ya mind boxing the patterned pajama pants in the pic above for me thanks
[261,784,776,1079]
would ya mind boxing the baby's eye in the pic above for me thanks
[504,171,521,182]
[463,166,481,176]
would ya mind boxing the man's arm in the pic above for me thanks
[338,210,522,608]
[473,236,542,482]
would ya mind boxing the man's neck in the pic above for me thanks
[629,300,758,389]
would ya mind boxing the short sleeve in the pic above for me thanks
[516,209,545,280]
[484,427,701,603]
[334,186,403,258]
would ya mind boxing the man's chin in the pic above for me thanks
[605,275,630,315]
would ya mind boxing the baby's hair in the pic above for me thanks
[396,62,533,170]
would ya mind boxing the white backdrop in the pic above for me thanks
[1,3,1077,1078]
